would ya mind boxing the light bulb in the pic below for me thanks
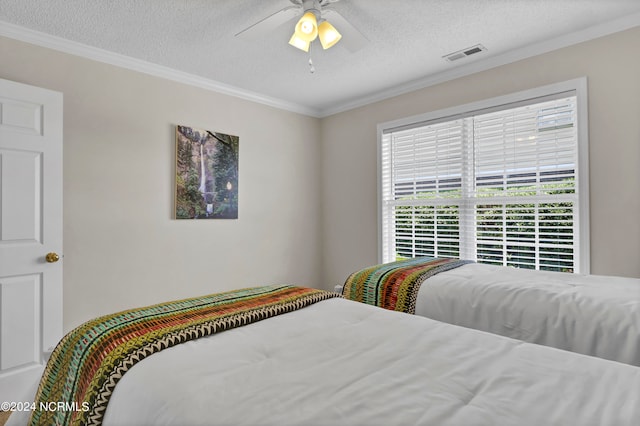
[301,21,314,34]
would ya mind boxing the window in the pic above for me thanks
[379,79,589,273]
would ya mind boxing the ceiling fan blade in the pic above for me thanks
[235,6,300,39]
[323,9,368,52]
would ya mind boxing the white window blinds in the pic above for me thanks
[380,89,587,273]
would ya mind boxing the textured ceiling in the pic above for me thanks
[1,0,640,116]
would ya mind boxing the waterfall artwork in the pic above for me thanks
[175,125,239,219]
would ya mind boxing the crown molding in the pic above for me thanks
[2,12,639,120]
[317,11,640,117]
[0,21,322,117]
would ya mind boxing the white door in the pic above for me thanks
[0,79,63,402]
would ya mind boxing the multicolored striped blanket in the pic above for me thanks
[29,285,339,426]
[342,257,473,313]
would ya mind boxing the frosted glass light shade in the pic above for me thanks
[289,33,311,52]
[294,12,318,42]
[318,20,342,49]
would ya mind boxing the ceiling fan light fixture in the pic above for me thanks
[294,11,318,42]
[318,20,341,49]
[289,33,311,52]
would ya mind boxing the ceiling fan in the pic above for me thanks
[235,0,367,53]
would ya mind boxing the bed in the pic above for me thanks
[340,257,640,366]
[7,284,640,426]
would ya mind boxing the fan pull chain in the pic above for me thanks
[308,43,315,73]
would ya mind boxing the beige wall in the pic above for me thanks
[320,26,640,288]
[1,25,638,329]
[1,36,322,331]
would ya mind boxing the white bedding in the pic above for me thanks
[414,263,640,366]
[8,296,640,425]
[9,297,636,426]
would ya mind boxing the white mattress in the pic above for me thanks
[414,263,640,366]
[9,297,638,426]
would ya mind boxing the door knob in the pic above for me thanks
[45,252,60,263]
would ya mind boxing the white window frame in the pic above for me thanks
[377,78,590,273]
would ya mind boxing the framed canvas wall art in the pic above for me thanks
[175,125,239,219]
